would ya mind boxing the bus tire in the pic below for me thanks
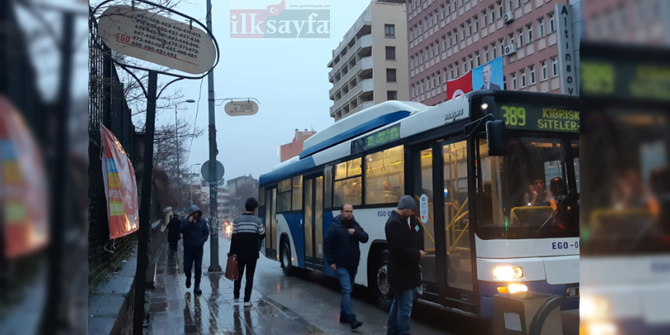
[280,237,295,276]
[372,249,393,312]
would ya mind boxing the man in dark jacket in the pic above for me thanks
[230,198,265,307]
[180,205,209,295]
[167,212,181,251]
[324,204,369,330]
[385,196,426,335]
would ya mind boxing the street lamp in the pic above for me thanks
[190,163,201,206]
[175,99,196,211]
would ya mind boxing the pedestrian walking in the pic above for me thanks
[324,204,369,330]
[167,212,181,251]
[180,205,209,295]
[229,198,265,307]
[385,196,426,335]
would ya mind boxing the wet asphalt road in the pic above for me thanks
[218,235,485,335]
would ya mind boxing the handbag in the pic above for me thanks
[225,253,239,281]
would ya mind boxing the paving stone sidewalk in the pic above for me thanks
[145,241,325,335]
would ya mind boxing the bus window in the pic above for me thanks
[334,158,362,207]
[292,176,303,210]
[259,186,265,206]
[277,179,292,212]
[365,145,404,205]
[325,165,333,209]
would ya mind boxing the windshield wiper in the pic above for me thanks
[536,189,575,233]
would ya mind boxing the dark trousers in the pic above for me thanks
[184,246,204,285]
[234,258,258,302]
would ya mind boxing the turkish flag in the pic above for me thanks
[446,71,472,100]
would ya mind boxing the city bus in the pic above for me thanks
[579,43,670,335]
[258,90,580,318]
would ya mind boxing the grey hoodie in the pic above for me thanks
[180,205,209,248]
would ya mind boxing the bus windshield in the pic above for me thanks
[476,136,580,239]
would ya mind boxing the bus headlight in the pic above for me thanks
[493,266,524,280]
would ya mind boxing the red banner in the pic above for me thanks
[446,71,473,101]
[101,125,139,239]
[0,96,49,258]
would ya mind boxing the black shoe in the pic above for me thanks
[185,277,191,289]
[194,284,202,295]
[339,317,348,324]
[350,319,362,330]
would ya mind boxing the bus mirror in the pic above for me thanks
[486,120,508,156]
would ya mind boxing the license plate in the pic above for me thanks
[565,285,579,298]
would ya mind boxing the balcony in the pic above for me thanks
[330,78,374,116]
[328,35,372,80]
[350,101,374,115]
[329,56,373,98]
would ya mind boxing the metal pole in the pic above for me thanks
[175,104,181,211]
[206,0,221,272]
[133,70,158,335]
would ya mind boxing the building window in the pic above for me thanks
[530,65,536,85]
[482,10,488,26]
[449,65,454,78]
[484,47,489,62]
[437,71,442,85]
[521,70,526,87]
[499,39,505,56]
[490,5,495,23]
[541,61,548,80]
[385,24,396,38]
[518,29,524,46]
[467,21,472,36]
[475,52,480,66]
[527,24,533,42]
[386,46,396,60]
[441,5,446,19]
[492,43,498,58]
[474,16,479,32]
[455,62,460,77]
[512,73,517,89]
[498,1,503,19]
[410,56,414,70]
[436,41,440,55]
[552,57,559,77]
[517,0,521,8]
[539,18,545,37]
[469,56,474,70]
[508,0,513,11]
[460,24,465,40]
[420,51,424,64]
[386,68,397,82]
[549,13,556,33]
[387,91,398,100]
[463,59,467,73]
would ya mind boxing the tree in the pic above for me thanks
[229,181,259,217]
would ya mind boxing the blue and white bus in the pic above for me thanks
[258,90,580,318]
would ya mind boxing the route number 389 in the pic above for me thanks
[501,106,527,126]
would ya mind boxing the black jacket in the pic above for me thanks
[180,205,209,248]
[385,211,421,292]
[324,215,369,269]
[229,213,265,262]
[167,215,181,243]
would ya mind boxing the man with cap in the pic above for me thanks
[385,196,426,335]
[180,205,209,295]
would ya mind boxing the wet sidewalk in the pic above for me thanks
[145,240,325,335]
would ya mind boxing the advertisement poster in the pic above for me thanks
[101,125,139,239]
[446,71,472,100]
[0,96,49,259]
[472,57,504,91]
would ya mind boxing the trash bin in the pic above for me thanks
[492,292,563,335]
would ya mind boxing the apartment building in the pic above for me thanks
[407,0,579,106]
[328,0,409,121]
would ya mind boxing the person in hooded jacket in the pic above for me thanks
[180,205,209,295]
[324,204,369,330]
[167,212,181,251]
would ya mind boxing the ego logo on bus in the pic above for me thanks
[552,241,579,250]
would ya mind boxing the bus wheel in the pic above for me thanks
[280,237,295,276]
[373,250,393,311]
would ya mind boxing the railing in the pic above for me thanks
[329,35,373,79]
[350,101,373,115]
[330,78,374,115]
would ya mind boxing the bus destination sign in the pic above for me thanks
[351,124,401,154]
[496,104,579,133]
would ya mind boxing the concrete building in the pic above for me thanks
[328,0,409,121]
[279,129,317,162]
[407,0,580,106]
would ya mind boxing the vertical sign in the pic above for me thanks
[419,194,429,224]
[556,4,578,96]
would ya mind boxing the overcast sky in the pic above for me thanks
[151,0,374,181]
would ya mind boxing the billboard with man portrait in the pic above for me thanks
[472,57,504,91]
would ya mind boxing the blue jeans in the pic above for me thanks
[335,267,357,322]
[387,289,414,335]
